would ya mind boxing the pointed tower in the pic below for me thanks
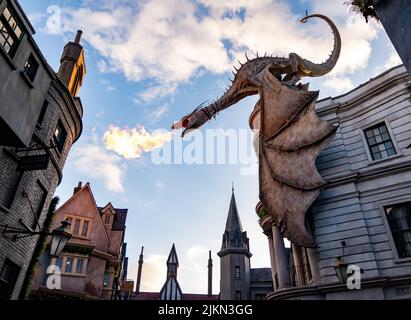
[159,244,183,300]
[136,246,144,293]
[218,186,252,300]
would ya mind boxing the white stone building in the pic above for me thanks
[261,65,411,300]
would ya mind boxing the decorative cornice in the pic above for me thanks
[266,274,411,300]
[316,66,410,119]
[217,248,252,258]
[323,160,411,191]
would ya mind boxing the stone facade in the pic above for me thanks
[263,65,411,300]
[0,0,84,300]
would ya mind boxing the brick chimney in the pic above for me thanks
[73,181,82,195]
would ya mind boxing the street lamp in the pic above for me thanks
[334,241,348,284]
[1,220,72,258]
[50,221,72,257]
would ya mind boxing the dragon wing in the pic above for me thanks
[258,66,337,247]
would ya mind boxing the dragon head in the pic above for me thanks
[172,60,260,137]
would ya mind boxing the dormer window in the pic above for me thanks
[105,214,111,225]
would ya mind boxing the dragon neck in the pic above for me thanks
[200,14,341,116]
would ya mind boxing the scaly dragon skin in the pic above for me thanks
[172,14,341,136]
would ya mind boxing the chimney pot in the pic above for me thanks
[73,182,83,195]
[74,30,83,44]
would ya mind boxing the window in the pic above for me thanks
[235,290,242,300]
[53,121,67,153]
[385,202,411,259]
[65,215,91,238]
[24,53,39,82]
[73,219,81,235]
[55,257,63,270]
[32,180,48,230]
[105,214,111,225]
[0,6,23,57]
[76,259,84,274]
[364,123,396,161]
[0,259,21,300]
[37,100,49,125]
[235,266,241,279]
[65,257,73,273]
[53,256,87,276]
[103,273,111,288]
[70,65,84,96]
[81,220,89,237]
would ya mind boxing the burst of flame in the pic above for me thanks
[104,126,173,159]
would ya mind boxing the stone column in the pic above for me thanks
[272,224,291,289]
[267,234,278,290]
[307,247,321,284]
[292,243,305,287]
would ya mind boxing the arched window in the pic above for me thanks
[70,65,83,96]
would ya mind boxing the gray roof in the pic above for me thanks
[167,244,179,266]
[112,208,128,231]
[224,190,243,233]
[250,268,272,283]
[98,207,128,231]
[219,189,251,254]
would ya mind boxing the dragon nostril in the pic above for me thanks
[182,119,190,128]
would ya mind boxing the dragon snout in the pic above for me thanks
[172,117,191,130]
[172,115,197,137]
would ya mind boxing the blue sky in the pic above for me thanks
[19,0,401,294]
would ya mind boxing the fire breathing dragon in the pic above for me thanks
[172,14,341,247]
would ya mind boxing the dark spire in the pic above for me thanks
[160,244,183,300]
[224,188,243,233]
[208,251,213,296]
[166,244,179,277]
[136,246,144,293]
[218,187,251,257]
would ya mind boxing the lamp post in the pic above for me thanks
[49,221,72,257]
[334,241,348,284]
[1,220,72,258]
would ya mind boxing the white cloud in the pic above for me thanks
[100,79,116,92]
[374,44,402,76]
[139,254,167,292]
[155,180,166,190]
[148,104,169,122]
[138,84,177,103]
[323,76,354,93]
[40,0,382,99]
[71,144,125,193]
[27,12,47,25]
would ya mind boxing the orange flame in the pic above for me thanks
[104,126,172,159]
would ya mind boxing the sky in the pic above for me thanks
[18,0,402,294]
